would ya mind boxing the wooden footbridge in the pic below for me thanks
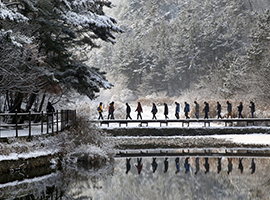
[95,118,270,127]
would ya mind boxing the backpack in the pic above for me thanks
[97,106,100,111]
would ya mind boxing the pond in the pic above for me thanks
[0,156,270,199]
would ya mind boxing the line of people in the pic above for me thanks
[97,101,256,120]
[126,157,256,175]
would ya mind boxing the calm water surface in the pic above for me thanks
[1,156,270,199]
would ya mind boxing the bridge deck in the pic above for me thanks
[90,118,270,127]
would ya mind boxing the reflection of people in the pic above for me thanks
[227,158,233,175]
[126,158,131,174]
[164,103,169,119]
[126,103,132,119]
[195,157,200,174]
[151,158,158,173]
[175,157,180,174]
[164,158,169,173]
[46,102,55,129]
[184,157,190,173]
[135,102,143,120]
[217,157,222,174]
[250,158,256,174]
[238,158,243,173]
[204,158,210,174]
[136,158,143,174]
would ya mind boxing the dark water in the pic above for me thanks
[1,156,270,200]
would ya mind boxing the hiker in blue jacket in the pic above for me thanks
[203,101,209,119]
[184,102,190,119]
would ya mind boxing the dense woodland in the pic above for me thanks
[0,0,270,117]
[0,0,122,115]
[91,0,270,101]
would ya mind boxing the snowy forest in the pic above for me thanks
[91,0,270,102]
[1,0,270,114]
[0,0,123,113]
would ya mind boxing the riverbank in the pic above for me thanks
[104,126,270,136]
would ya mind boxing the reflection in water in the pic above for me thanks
[1,156,270,199]
[251,158,256,174]
[239,158,244,173]
[217,157,222,174]
[175,157,180,174]
[227,158,233,175]
[184,157,190,173]
[126,158,131,174]
[151,158,158,173]
[164,158,169,173]
[136,157,143,174]
[195,157,200,174]
[204,157,210,174]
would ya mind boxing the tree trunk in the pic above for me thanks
[10,92,23,124]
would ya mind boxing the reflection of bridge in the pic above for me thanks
[115,149,270,158]
[94,118,270,127]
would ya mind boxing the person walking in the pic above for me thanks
[249,101,255,118]
[175,102,180,119]
[226,100,232,118]
[46,102,55,129]
[203,101,209,119]
[108,102,115,119]
[151,103,158,119]
[217,102,222,119]
[237,102,244,118]
[164,103,169,119]
[194,101,199,119]
[184,102,190,119]
[125,103,132,120]
[135,102,143,120]
[98,102,103,120]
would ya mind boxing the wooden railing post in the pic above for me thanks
[52,112,54,134]
[56,110,59,134]
[41,111,43,134]
[46,112,49,134]
[15,110,18,138]
[29,111,31,138]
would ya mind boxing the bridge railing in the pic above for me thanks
[89,118,270,127]
[0,110,76,138]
